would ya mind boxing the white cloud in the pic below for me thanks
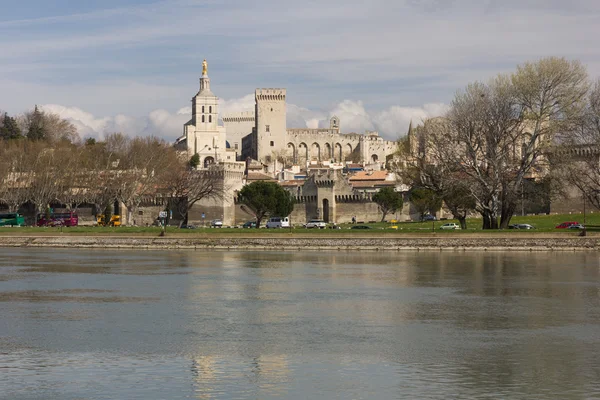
[219,94,256,114]
[42,94,447,142]
[41,104,187,141]
[287,103,326,130]
[373,103,450,139]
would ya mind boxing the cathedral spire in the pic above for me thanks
[199,59,211,94]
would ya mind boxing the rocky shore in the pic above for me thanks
[0,235,598,251]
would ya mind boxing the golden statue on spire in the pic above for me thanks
[202,59,208,75]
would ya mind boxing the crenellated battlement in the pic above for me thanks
[287,128,339,136]
[255,88,286,101]
[222,111,255,123]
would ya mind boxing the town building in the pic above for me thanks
[176,60,411,226]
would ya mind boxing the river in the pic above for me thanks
[1,248,599,399]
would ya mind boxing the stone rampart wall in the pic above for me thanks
[1,236,598,251]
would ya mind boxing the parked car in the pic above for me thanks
[350,225,371,230]
[210,219,223,228]
[440,223,460,230]
[423,214,437,221]
[556,221,580,229]
[265,216,290,229]
[242,220,258,228]
[305,219,327,229]
[513,224,535,230]
[568,224,585,229]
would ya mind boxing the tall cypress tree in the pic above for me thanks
[0,113,22,140]
[26,105,46,141]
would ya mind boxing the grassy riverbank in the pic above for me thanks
[0,213,597,236]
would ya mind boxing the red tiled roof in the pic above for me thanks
[246,172,276,181]
[279,180,305,187]
[349,171,388,181]
[351,180,395,188]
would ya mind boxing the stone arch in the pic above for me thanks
[322,198,330,222]
[311,142,321,161]
[324,143,332,160]
[203,156,215,168]
[345,143,353,157]
[287,142,296,164]
[298,142,308,162]
[335,143,342,161]
[371,154,378,163]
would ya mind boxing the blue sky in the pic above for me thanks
[1,0,600,140]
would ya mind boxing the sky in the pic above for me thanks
[1,0,600,141]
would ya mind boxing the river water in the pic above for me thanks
[1,248,599,399]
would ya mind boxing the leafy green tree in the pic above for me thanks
[410,187,442,221]
[189,153,200,169]
[238,181,295,228]
[0,113,22,140]
[372,187,403,222]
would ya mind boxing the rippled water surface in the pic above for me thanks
[1,248,600,399]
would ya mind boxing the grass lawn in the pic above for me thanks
[0,213,597,235]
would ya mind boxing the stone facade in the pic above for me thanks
[182,62,232,168]
[220,84,397,167]
[187,162,245,226]
[221,111,255,156]
[177,60,403,226]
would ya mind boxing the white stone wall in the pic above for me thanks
[222,111,255,157]
[361,134,397,165]
[287,131,358,163]
[184,74,228,168]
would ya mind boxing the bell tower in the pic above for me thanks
[183,59,227,168]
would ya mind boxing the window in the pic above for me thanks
[209,106,212,113]
[202,115,205,123]
[209,115,212,123]
[202,106,205,113]
[270,141,274,146]
[266,125,270,132]
[271,108,273,112]
[235,143,239,150]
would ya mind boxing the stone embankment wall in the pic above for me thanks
[0,236,599,251]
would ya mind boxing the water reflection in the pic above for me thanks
[1,248,600,399]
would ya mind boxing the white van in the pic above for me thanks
[265,216,290,229]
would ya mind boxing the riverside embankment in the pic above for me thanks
[0,233,599,251]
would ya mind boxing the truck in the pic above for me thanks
[97,215,121,227]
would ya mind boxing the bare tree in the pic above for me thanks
[0,141,30,212]
[25,142,62,220]
[74,134,124,216]
[500,57,589,226]
[393,118,477,229]
[18,106,80,144]
[564,79,600,209]
[438,58,589,229]
[114,136,180,225]
[165,163,226,226]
